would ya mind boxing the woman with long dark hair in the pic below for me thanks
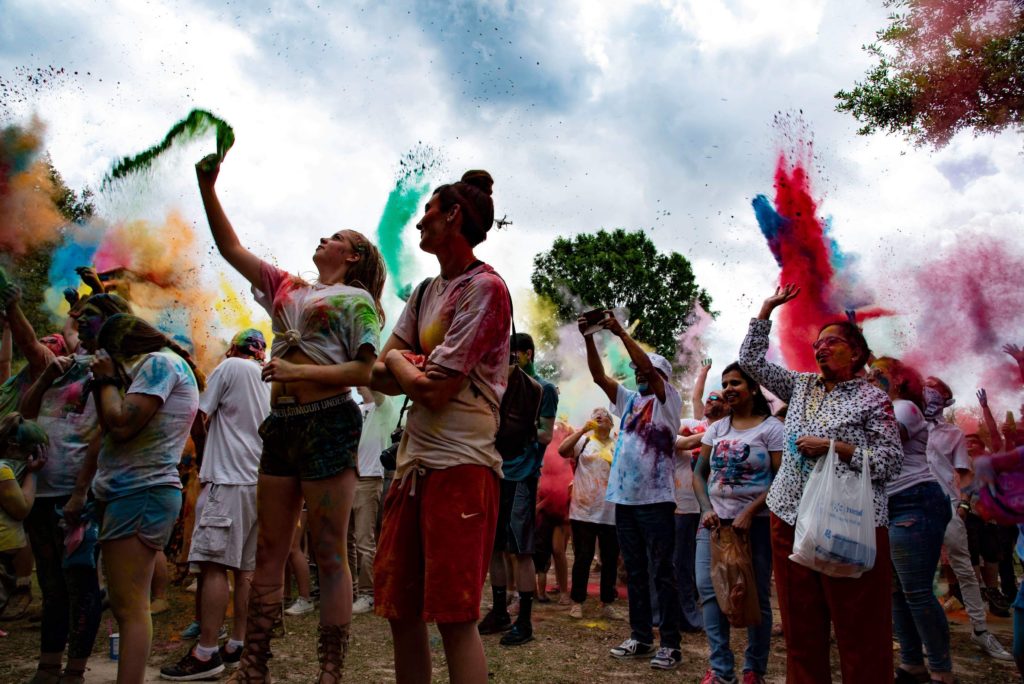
[738,285,902,684]
[868,357,955,684]
[196,154,384,683]
[693,362,782,684]
[86,314,202,684]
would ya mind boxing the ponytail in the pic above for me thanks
[97,314,207,391]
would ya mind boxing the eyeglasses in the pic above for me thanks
[812,336,849,351]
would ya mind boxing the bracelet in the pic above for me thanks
[91,375,124,389]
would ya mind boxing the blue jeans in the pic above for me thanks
[1013,550,1024,672]
[889,481,952,673]
[695,518,772,678]
[674,513,702,631]
[616,502,681,649]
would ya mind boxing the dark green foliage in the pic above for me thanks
[530,229,712,359]
[835,0,1024,146]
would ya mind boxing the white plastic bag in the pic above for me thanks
[790,440,876,578]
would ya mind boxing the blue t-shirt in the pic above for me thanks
[501,375,558,482]
[606,382,682,506]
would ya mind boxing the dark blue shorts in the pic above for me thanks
[259,395,362,480]
[98,486,182,550]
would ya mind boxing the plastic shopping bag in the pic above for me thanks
[790,440,876,578]
[710,526,761,627]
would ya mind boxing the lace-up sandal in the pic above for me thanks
[227,587,282,683]
[316,624,350,684]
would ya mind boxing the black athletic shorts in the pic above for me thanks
[493,477,537,555]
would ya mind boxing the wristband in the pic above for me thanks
[92,375,124,390]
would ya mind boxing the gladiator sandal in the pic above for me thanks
[228,587,283,683]
[316,623,351,683]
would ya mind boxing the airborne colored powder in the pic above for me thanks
[375,145,441,301]
[0,118,67,256]
[752,144,888,372]
[103,109,234,187]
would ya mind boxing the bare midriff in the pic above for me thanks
[270,347,349,406]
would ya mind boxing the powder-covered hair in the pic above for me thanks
[871,356,925,411]
[98,314,207,391]
[343,229,387,325]
[817,320,871,372]
[433,170,495,247]
[721,362,772,417]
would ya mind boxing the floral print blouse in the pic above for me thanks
[738,318,903,527]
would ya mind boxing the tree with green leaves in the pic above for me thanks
[835,0,1024,147]
[531,228,712,360]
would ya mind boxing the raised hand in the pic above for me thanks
[598,311,625,337]
[74,266,104,293]
[699,358,713,374]
[1003,344,1024,364]
[977,388,988,408]
[758,284,800,319]
[196,153,222,185]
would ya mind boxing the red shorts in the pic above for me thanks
[374,464,499,624]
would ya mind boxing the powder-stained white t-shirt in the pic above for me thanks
[198,356,270,486]
[569,434,617,525]
[606,383,682,506]
[94,350,199,501]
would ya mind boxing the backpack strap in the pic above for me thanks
[393,278,432,429]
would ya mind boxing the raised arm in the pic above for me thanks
[558,422,592,458]
[601,314,666,403]
[580,322,618,404]
[977,389,1004,453]
[195,156,264,288]
[2,285,54,378]
[692,358,711,419]
[20,357,76,419]
[738,285,801,402]
[1003,344,1024,385]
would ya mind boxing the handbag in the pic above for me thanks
[709,525,761,627]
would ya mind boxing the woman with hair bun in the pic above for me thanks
[85,314,201,684]
[372,170,512,683]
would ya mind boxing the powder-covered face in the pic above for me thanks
[73,304,106,352]
[591,408,613,433]
[39,335,66,356]
[813,325,857,377]
[965,434,987,457]
[416,193,457,255]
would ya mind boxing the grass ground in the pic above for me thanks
[0,560,1018,683]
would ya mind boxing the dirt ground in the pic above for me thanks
[0,561,1019,683]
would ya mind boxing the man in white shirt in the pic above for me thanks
[161,330,271,681]
[923,376,1010,661]
[349,387,395,614]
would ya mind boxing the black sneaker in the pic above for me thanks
[219,642,242,670]
[609,638,655,659]
[984,588,1010,618]
[159,648,225,681]
[477,609,512,634]
[499,622,534,646]
[649,647,682,670]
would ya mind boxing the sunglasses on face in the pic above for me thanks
[812,336,849,351]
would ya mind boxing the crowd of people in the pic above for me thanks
[0,152,1022,684]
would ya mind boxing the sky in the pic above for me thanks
[2,0,1022,420]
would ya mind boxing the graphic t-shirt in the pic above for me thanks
[93,350,200,501]
[391,263,511,477]
[887,399,937,497]
[253,261,381,365]
[606,382,683,506]
[356,396,397,478]
[33,356,100,497]
[569,434,617,525]
[926,421,971,500]
[198,357,270,485]
[501,375,558,482]
[700,415,784,519]
[0,463,27,552]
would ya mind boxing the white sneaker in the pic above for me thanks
[972,630,1013,661]
[352,595,374,615]
[601,603,624,621]
[284,596,315,616]
[568,603,583,619]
